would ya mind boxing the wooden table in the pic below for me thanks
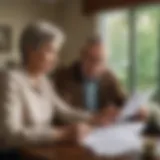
[21,137,160,160]
[21,143,134,160]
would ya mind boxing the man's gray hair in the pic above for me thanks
[20,21,65,64]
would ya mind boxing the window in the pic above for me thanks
[136,8,158,91]
[98,6,160,95]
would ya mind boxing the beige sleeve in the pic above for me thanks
[52,89,92,123]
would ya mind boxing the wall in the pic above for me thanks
[0,0,97,67]
[0,0,55,68]
[54,0,97,66]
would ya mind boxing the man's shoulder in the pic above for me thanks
[55,62,79,80]
[55,66,71,81]
[56,66,70,76]
[102,68,117,80]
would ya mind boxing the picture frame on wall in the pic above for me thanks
[0,25,12,52]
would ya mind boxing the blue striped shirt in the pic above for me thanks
[83,80,99,112]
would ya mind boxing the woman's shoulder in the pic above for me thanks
[0,68,25,86]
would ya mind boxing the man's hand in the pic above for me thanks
[92,105,121,126]
[135,107,149,121]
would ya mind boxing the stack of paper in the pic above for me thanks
[82,123,145,157]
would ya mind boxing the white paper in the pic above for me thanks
[118,90,153,122]
[82,123,145,157]
[81,90,155,157]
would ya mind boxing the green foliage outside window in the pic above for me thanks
[105,6,160,93]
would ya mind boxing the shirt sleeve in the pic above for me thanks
[107,71,127,107]
[0,71,56,147]
[47,78,92,123]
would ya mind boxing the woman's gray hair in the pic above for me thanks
[20,21,65,64]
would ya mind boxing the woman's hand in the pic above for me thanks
[53,105,122,143]
[74,123,93,142]
[53,126,74,142]
[53,123,93,143]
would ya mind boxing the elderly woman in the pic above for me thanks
[0,22,93,159]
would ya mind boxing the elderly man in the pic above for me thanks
[54,37,126,125]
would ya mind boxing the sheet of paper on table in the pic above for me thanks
[82,122,145,157]
[82,91,154,157]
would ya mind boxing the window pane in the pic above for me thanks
[105,11,129,90]
[98,6,159,93]
[136,7,159,91]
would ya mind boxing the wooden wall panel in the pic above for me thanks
[83,0,160,14]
